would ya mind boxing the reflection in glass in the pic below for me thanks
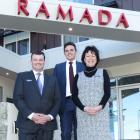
[110,78,116,87]
[66,0,94,4]
[0,86,3,102]
[138,110,140,139]
[110,88,118,140]
[121,88,140,139]
[63,35,78,44]
[79,37,89,42]
[17,39,29,55]
[118,75,140,86]
[5,42,16,53]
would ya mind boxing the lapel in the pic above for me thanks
[76,61,79,73]
[60,62,66,85]
[76,61,84,73]
[63,62,66,84]
[41,73,49,96]
[30,70,41,96]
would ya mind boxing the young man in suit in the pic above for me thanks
[53,42,84,140]
[13,51,61,140]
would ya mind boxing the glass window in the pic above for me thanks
[79,37,89,42]
[63,35,89,44]
[110,88,119,140]
[5,42,16,53]
[121,88,139,98]
[110,78,116,87]
[0,86,3,102]
[66,0,94,4]
[120,88,140,139]
[77,0,94,4]
[17,39,29,55]
[118,75,140,86]
[64,35,78,44]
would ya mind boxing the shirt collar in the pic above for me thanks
[33,70,44,76]
[66,59,76,65]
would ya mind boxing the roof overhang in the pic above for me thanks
[0,0,140,42]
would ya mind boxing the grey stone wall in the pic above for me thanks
[54,116,61,140]
[0,102,7,140]
[0,102,73,140]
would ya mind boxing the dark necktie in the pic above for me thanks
[37,73,43,95]
[69,62,74,93]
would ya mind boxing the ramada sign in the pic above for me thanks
[18,0,129,28]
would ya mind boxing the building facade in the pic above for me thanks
[0,0,140,140]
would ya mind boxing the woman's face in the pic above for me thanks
[84,51,97,67]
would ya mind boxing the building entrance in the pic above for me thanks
[119,85,140,140]
[110,84,140,140]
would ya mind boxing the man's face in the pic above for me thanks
[31,54,45,72]
[64,45,76,61]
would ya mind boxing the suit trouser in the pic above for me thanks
[18,129,54,140]
[60,98,77,140]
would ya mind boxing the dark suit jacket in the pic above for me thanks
[53,61,84,113]
[13,70,61,133]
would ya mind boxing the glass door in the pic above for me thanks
[0,86,3,102]
[119,85,140,139]
[110,87,119,140]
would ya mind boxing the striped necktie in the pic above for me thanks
[37,73,43,95]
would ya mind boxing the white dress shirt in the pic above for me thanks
[33,70,44,86]
[66,60,76,97]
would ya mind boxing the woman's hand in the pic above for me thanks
[94,105,102,113]
[84,105,102,115]
[84,106,96,115]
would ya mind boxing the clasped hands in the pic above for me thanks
[84,105,102,115]
[32,113,51,125]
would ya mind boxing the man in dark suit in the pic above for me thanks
[53,42,84,140]
[13,51,61,140]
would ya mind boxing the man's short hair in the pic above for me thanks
[64,42,77,52]
[31,51,45,60]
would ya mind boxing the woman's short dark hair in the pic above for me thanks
[64,42,77,52]
[81,46,100,66]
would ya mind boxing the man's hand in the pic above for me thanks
[32,113,51,124]
[32,113,42,123]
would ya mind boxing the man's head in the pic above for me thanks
[31,51,45,72]
[64,42,77,62]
